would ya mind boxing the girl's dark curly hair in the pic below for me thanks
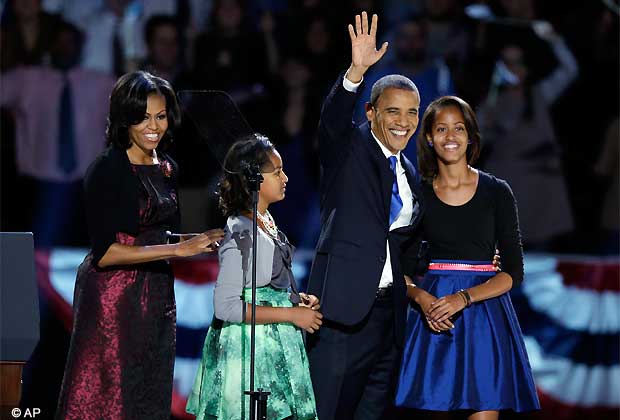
[106,71,181,149]
[417,96,481,182]
[218,133,275,217]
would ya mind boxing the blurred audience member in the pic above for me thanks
[594,116,619,254]
[422,0,468,62]
[43,0,205,76]
[70,0,141,76]
[0,21,115,246]
[299,14,345,93]
[141,14,193,90]
[267,55,322,247]
[479,22,577,250]
[1,0,62,71]
[193,0,267,95]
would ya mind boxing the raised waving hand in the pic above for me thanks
[346,12,388,82]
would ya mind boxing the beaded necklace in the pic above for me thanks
[257,210,279,238]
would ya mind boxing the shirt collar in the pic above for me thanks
[370,128,402,164]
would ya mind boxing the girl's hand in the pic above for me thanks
[417,291,454,332]
[408,285,454,332]
[290,307,323,333]
[174,229,225,257]
[428,294,467,323]
[424,315,453,333]
[299,293,320,310]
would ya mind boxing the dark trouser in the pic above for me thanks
[307,289,400,420]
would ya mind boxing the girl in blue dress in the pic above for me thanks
[396,96,540,419]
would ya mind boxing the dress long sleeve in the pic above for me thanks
[83,156,122,265]
[494,179,524,286]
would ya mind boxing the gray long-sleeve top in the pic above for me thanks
[213,216,277,323]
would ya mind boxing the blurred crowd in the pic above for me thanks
[1,0,618,254]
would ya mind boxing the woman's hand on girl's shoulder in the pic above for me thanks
[174,228,225,257]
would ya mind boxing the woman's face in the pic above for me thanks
[428,105,469,166]
[128,94,168,154]
[259,149,288,207]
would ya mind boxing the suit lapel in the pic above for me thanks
[401,155,420,199]
[397,154,425,233]
[361,124,393,223]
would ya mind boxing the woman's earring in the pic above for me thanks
[467,139,472,145]
[427,141,434,148]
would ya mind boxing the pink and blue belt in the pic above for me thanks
[428,262,495,272]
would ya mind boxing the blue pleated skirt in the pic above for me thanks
[395,260,540,412]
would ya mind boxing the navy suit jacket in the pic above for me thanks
[307,74,425,342]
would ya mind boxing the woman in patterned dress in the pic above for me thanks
[56,71,224,420]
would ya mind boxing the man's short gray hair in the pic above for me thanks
[369,74,419,106]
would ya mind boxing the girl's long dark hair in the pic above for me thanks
[218,133,274,217]
[417,96,481,182]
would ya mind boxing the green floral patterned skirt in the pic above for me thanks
[186,286,318,420]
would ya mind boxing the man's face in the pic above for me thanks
[366,88,420,154]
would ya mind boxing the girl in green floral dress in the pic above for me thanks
[186,134,322,420]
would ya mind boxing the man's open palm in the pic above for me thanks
[348,12,388,70]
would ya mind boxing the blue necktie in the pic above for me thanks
[58,78,77,174]
[388,156,403,226]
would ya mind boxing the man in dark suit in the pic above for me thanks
[306,12,426,420]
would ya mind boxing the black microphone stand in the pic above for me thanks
[242,164,271,420]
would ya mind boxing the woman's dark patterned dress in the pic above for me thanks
[57,163,178,420]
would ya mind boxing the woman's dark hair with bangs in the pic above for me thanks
[106,71,181,149]
[218,133,275,217]
[417,96,481,182]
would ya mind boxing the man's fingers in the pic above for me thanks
[355,14,362,36]
[378,42,389,57]
[370,14,378,37]
[348,24,356,41]
[361,11,369,34]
